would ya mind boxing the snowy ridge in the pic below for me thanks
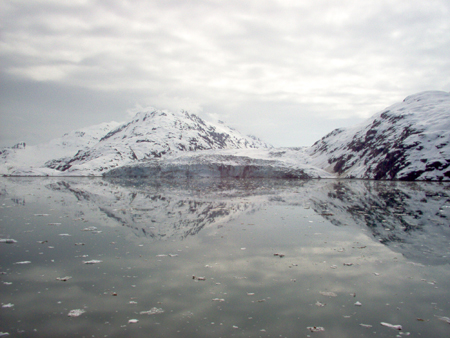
[309,91,450,180]
[2,91,450,180]
[45,109,271,175]
[0,121,121,176]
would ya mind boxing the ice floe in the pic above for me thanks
[68,309,86,317]
[140,307,164,315]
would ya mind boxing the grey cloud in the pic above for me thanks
[1,0,449,148]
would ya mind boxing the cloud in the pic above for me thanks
[1,0,450,147]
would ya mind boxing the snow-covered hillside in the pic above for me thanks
[45,109,271,175]
[2,91,450,180]
[309,91,450,180]
[0,121,121,176]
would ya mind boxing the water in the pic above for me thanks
[1,177,449,337]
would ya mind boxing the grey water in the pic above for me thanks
[1,177,450,337]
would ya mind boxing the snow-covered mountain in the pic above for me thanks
[2,91,450,180]
[0,121,121,176]
[45,109,271,175]
[309,91,450,180]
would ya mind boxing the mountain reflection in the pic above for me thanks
[3,177,450,265]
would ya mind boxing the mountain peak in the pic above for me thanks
[309,90,450,180]
[44,108,272,174]
[2,92,449,180]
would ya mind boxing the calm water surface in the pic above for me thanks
[1,177,450,337]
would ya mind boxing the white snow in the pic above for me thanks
[2,91,449,180]
[309,91,450,180]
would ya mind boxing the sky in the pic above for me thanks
[1,0,449,148]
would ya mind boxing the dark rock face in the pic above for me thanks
[309,91,450,181]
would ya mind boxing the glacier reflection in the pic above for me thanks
[3,177,450,265]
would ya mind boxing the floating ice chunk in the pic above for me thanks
[14,261,31,265]
[82,260,102,264]
[247,293,255,296]
[156,254,168,257]
[436,316,450,324]
[68,309,85,317]
[3,282,12,285]
[58,234,71,236]
[56,276,72,281]
[168,254,178,257]
[232,325,238,329]
[380,322,402,330]
[354,301,362,306]
[81,226,97,231]
[320,291,337,297]
[212,298,225,302]
[128,319,139,324]
[2,303,14,308]
[0,332,10,336]
[360,324,372,328]
[0,239,17,244]
[315,301,326,307]
[192,276,206,281]
[140,307,164,315]
[307,326,325,332]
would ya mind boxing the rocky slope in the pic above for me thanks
[309,91,450,181]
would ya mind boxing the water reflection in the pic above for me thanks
[1,177,450,338]
[2,177,449,265]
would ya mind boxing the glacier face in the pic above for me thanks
[103,148,333,179]
[2,91,450,180]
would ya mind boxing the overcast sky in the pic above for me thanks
[1,0,449,148]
